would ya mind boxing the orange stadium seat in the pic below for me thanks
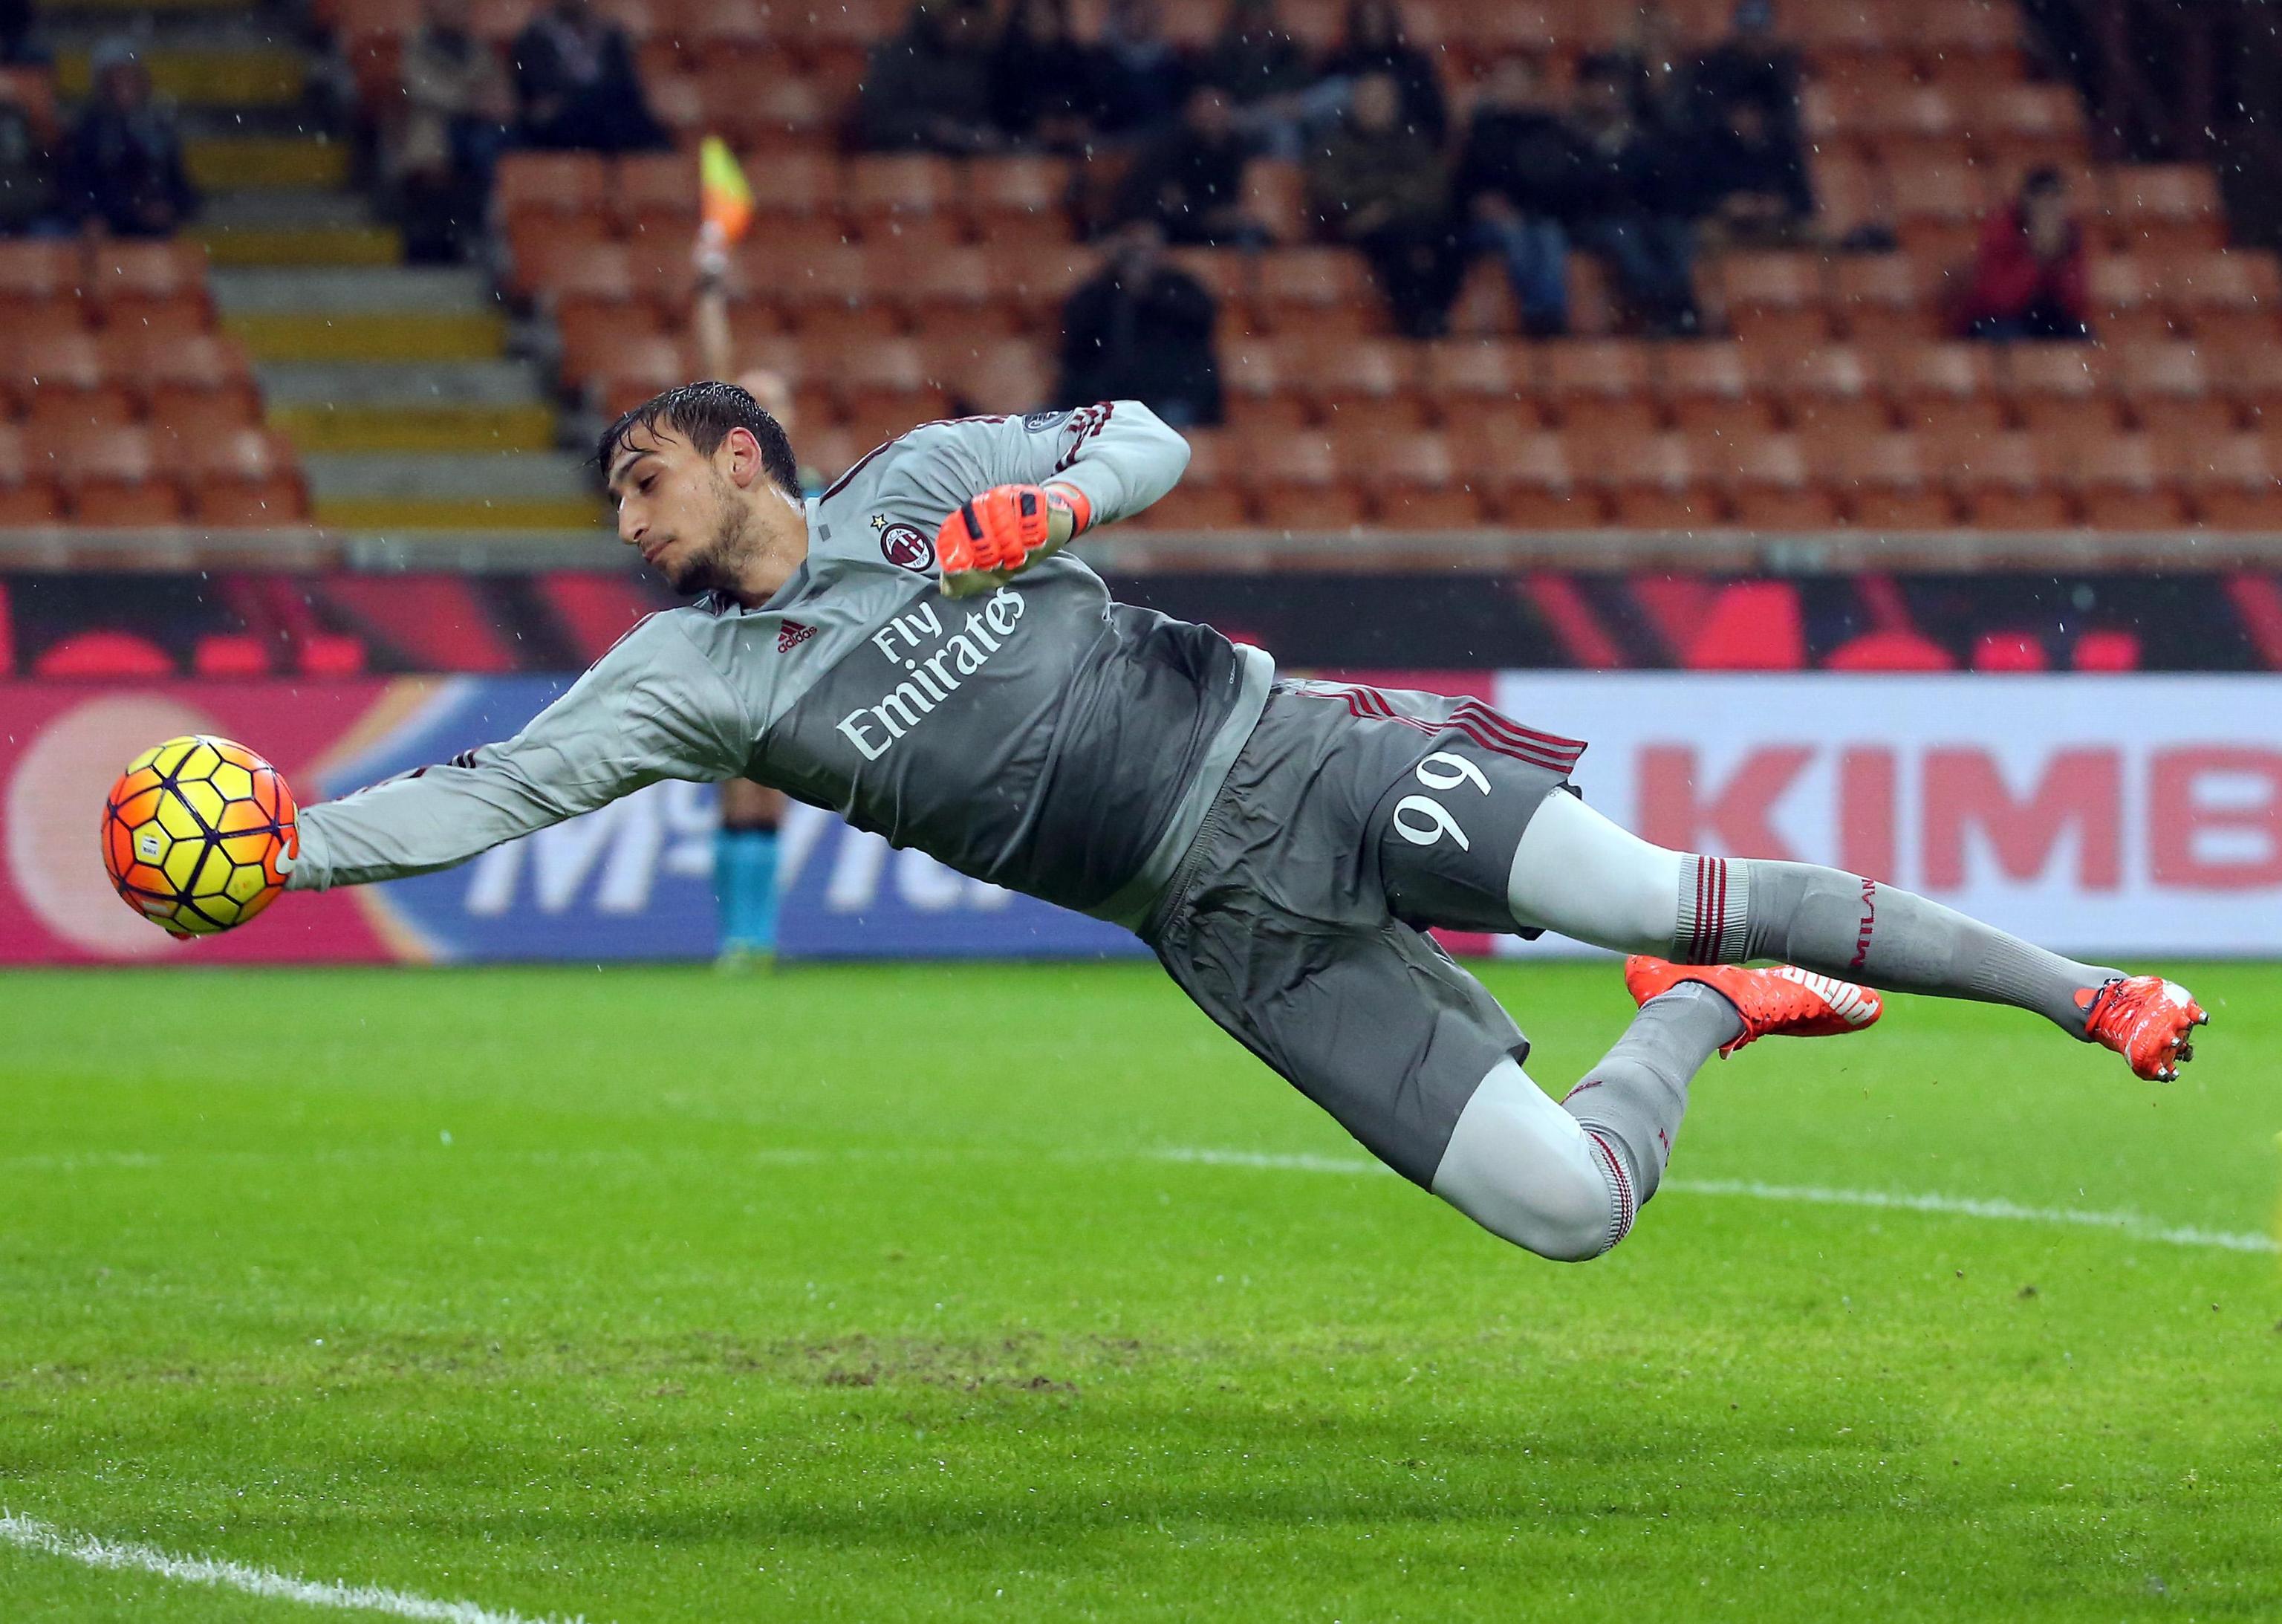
[1356,431,1487,527]
[2217,345,2282,431]
[0,241,83,330]
[1305,338,1428,435]
[1968,85,2085,174]
[1832,253,1936,349]
[1708,432,1841,528]
[845,154,961,245]
[1254,249,1380,337]
[1218,338,1309,431]
[1587,428,1715,528]
[2110,165,2228,253]
[2179,433,2282,529]
[2115,343,2234,440]
[1135,429,1252,528]
[1469,429,1590,527]
[1244,431,1368,530]
[965,157,1077,250]
[1887,160,1983,260]
[1812,155,1888,244]
[1716,253,1829,348]
[1419,338,1534,423]
[933,340,1050,415]
[2067,431,2188,530]
[1777,345,1891,437]
[87,241,212,340]
[15,331,135,431]
[614,152,699,238]
[2158,248,2282,348]
[1241,159,1308,246]
[2003,345,2119,438]
[2086,257,2177,348]
[1656,342,1772,435]
[1850,84,1965,166]
[1541,340,1658,436]
[1939,431,2071,529]
[497,152,611,222]
[1826,431,1958,528]
[833,337,949,419]
[189,429,308,526]
[877,242,1021,332]
[127,333,260,426]
[0,425,62,524]
[585,333,694,415]
[1917,0,2026,76]
[1888,342,2003,437]
[46,425,185,525]
[743,151,839,218]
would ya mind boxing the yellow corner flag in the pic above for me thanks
[700,136,755,245]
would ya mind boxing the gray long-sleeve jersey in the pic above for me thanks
[288,403,1275,929]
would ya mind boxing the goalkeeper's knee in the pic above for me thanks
[1431,1061,1624,1263]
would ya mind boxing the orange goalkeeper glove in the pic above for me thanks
[936,482,1088,597]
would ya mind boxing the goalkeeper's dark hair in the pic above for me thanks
[598,380,801,498]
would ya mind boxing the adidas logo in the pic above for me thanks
[777,621,816,653]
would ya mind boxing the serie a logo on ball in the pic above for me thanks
[100,735,298,941]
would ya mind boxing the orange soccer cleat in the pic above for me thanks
[2078,975,2208,1082]
[1624,956,1883,1056]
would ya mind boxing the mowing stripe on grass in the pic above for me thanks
[1148,1149,2280,1254]
[0,1513,586,1624]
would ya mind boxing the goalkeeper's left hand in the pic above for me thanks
[936,483,1086,599]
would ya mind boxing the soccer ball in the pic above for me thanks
[100,735,297,939]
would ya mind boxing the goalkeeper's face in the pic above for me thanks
[611,426,764,597]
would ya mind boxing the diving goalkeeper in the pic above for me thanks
[278,384,2208,1262]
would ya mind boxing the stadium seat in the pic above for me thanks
[1241,158,1307,246]
[137,333,263,428]
[497,152,611,222]
[1354,431,1488,527]
[1243,432,1368,530]
[1588,429,1718,528]
[614,152,700,239]
[1706,432,1841,528]
[2002,345,2119,438]
[88,241,212,341]
[879,243,1021,333]
[1656,342,1772,435]
[1967,85,2086,174]
[1542,340,1659,437]
[34,630,175,678]
[2177,434,2282,529]
[2086,257,2178,349]
[845,154,960,244]
[1940,431,2072,529]
[0,424,61,524]
[1887,343,2003,437]
[2115,344,2233,441]
[2218,345,2282,432]
[1305,338,1428,435]
[0,241,83,331]
[2159,248,2282,349]
[1716,253,1830,349]
[1812,155,1889,245]
[1254,250,1381,337]
[15,331,135,431]
[46,425,184,524]
[1887,160,1983,261]
[189,429,308,526]
[1777,346,1891,437]
[1826,430,1957,528]
[1419,339,1535,429]
[1463,429,1588,527]
[964,157,1077,250]
[1832,254,1935,349]
[2067,432,2189,529]
[2110,165,2228,253]
[742,151,839,218]
[931,339,1050,415]
[1219,338,1310,431]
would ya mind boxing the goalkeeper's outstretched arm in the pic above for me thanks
[285,616,750,891]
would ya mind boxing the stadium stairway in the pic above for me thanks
[40,0,601,531]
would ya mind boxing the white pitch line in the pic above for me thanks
[1148,1149,2280,1254]
[0,1513,588,1624]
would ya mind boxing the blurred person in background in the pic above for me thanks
[1089,0,1192,137]
[511,0,666,152]
[1693,0,1805,166]
[1307,70,1460,338]
[691,224,796,965]
[1584,1,1697,137]
[858,0,1004,152]
[1321,0,1444,142]
[389,0,513,263]
[1114,85,1268,246]
[1,0,49,64]
[0,74,58,233]
[67,39,197,238]
[991,0,1099,151]
[1567,62,1700,336]
[1058,219,1223,427]
[1197,0,1332,157]
[1695,92,1812,246]
[1455,56,1589,337]
[1958,167,2092,341]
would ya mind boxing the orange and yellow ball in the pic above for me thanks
[100,735,296,939]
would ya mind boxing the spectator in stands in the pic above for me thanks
[1114,86,1267,246]
[510,0,667,153]
[991,0,1099,151]
[1199,0,1327,157]
[0,73,57,233]
[1059,220,1223,427]
[1090,0,1192,136]
[1693,0,1804,154]
[1455,56,1588,337]
[66,40,197,238]
[1,0,50,65]
[1322,0,1444,142]
[1307,71,1461,338]
[1695,92,1812,245]
[859,0,1004,153]
[1584,1,1699,137]
[1958,167,2093,341]
[1567,62,1700,336]
[389,0,513,263]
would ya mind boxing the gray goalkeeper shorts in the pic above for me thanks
[1142,679,1585,1186]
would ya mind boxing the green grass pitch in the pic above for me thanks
[4,960,2278,1622]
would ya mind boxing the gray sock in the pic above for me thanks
[1674,854,2119,1038]
[1561,980,1742,1223]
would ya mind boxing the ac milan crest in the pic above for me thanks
[880,523,934,571]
